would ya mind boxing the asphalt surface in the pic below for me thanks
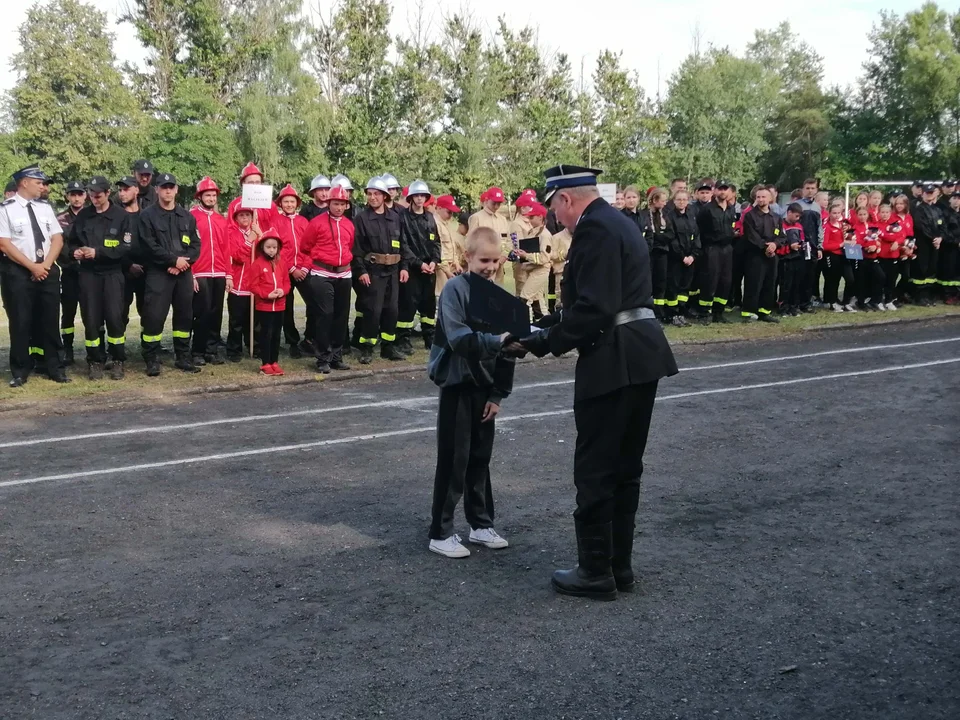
[1,320,958,719]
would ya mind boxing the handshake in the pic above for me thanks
[499,329,551,359]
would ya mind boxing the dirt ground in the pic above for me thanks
[1,320,958,719]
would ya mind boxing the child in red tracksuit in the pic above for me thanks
[777,203,807,315]
[822,204,857,311]
[878,204,904,309]
[854,207,885,310]
[248,230,291,375]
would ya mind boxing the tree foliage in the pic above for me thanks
[5,1,960,205]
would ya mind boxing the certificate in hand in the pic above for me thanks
[843,244,863,260]
[467,272,533,338]
[517,237,541,254]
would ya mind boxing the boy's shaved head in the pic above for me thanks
[465,227,500,256]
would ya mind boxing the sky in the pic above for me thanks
[0,0,930,99]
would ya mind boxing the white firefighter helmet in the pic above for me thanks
[380,173,401,190]
[407,179,431,197]
[365,176,390,195]
[309,174,331,193]
[331,174,353,191]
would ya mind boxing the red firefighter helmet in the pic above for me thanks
[328,186,350,203]
[275,183,301,206]
[239,162,263,182]
[194,176,220,199]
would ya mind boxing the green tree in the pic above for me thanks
[8,0,145,192]
[664,49,778,187]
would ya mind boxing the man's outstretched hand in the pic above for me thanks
[519,329,551,358]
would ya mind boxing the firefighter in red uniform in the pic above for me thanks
[226,162,280,232]
[275,183,314,359]
[190,177,231,365]
[301,185,355,372]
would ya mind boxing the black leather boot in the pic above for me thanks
[611,515,636,592]
[551,521,618,601]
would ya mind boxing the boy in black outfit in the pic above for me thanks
[426,227,525,559]
[778,203,808,316]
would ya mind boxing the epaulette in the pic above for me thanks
[1,198,14,206]
[35,198,50,204]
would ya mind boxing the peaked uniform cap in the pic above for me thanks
[543,164,601,203]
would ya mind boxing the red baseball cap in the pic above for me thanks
[528,202,547,218]
[436,194,462,213]
[483,186,505,203]
[515,194,536,209]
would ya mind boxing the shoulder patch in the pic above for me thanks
[1,198,14,206]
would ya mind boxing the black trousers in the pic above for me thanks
[256,310,282,365]
[356,270,399,346]
[737,239,752,306]
[282,275,314,347]
[858,258,885,303]
[880,259,900,303]
[192,276,226,356]
[60,266,79,345]
[650,249,668,317]
[309,274,352,364]
[938,243,959,291]
[742,251,778,315]
[665,255,696,317]
[123,269,145,327]
[912,238,939,287]
[429,384,496,540]
[1,262,63,379]
[79,271,126,363]
[779,259,804,308]
[799,257,819,305]
[547,269,558,312]
[699,243,733,311]
[822,254,855,305]
[141,268,194,361]
[398,270,437,340]
[573,382,658,524]
[226,294,256,358]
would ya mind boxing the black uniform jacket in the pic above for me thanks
[697,199,737,247]
[543,198,678,402]
[70,202,132,273]
[351,206,416,277]
[300,203,327,222]
[138,204,201,269]
[665,208,701,258]
[912,202,944,243]
[742,207,784,253]
[400,207,442,266]
[56,206,83,270]
[137,184,157,211]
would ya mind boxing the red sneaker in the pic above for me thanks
[260,364,275,375]
[271,363,285,376]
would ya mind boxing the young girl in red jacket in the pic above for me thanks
[854,206,885,310]
[225,206,260,361]
[248,230,291,376]
[823,203,857,312]
[878,204,905,310]
[891,194,915,301]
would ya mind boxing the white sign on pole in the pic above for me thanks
[241,184,274,209]
[597,183,618,205]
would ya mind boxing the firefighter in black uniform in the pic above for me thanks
[70,176,132,380]
[116,176,145,326]
[138,173,201,376]
[740,187,783,322]
[696,180,737,323]
[54,180,87,365]
[911,183,944,306]
[396,179,441,354]
[351,176,414,364]
[521,165,678,601]
[132,159,157,210]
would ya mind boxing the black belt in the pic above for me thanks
[313,260,351,273]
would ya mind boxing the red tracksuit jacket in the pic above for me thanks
[822,221,845,255]
[228,226,257,296]
[190,207,231,278]
[226,196,281,232]
[248,254,292,312]
[277,211,311,275]
[879,220,906,259]
[301,213,356,271]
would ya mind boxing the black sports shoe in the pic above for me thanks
[175,357,201,373]
[288,344,303,359]
[315,362,331,374]
[330,359,351,371]
[146,359,161,377]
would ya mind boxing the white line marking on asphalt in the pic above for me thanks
[3,357,957,490]
[2,335,957,450]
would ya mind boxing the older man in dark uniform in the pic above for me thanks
[522,165,678,601]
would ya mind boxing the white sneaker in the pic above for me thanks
[886,301,898,310]
[429,534,470,558]
[876,303,888,311]
[832,303,845,313]
[468,527,509,549]
[843,303,858,312]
